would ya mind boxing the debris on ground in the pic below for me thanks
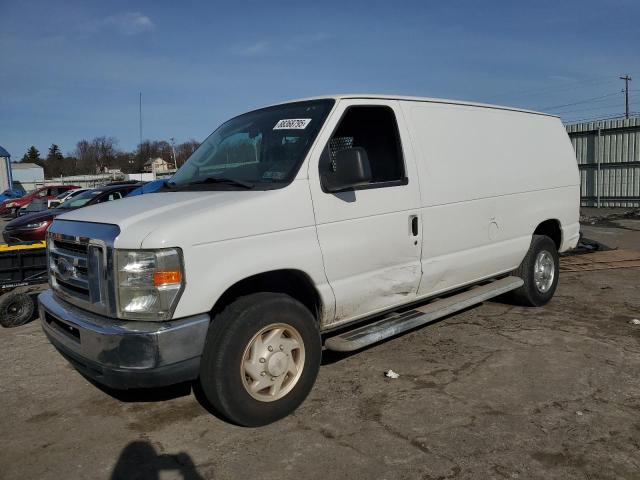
[630,319,640,326]
[560,249,640,272]
[579,208,640,225]
[384,369,400,379]
[576,411,584,416]
[562,235,613,256]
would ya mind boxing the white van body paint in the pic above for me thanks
[52,94,579,329]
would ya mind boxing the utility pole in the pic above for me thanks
[139,92,143,146]
[620,75,632,119]
[169,137,177,168]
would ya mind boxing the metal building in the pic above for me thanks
[566,117,640,207]
[11,163,44,191]
[0,145,12,192]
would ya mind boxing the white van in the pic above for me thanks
[39,95,580,426]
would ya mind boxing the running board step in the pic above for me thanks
[324,276,523,352]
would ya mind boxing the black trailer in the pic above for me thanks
[0,241,48,327]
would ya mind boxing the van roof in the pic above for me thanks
[275,94,555,118]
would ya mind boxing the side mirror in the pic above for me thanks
[322,147,372,192]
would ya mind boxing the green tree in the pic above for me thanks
[45,144,66,177]
[21,146,42,163]
[46,144,64,162]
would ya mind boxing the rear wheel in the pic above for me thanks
[510,235,559,307]
[199,292,321,426]
[0,292,35,327]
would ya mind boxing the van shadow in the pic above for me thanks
[89,379,234,425]
[111,440,206,480]
[90,380,193,403]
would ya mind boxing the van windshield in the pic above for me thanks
[167,99,334,191]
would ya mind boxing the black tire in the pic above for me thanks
[510,235,559,307]
[199,292,321,426]
[0,292,36,327]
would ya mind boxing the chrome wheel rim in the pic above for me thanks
[534,250,555,293]
[241,323,305,402]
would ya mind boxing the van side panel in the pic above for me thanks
[403,101,579,298]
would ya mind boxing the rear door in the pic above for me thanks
[308,99,422,325]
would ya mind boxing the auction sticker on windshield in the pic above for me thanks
[273,118,311,130]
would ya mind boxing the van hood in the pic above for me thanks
[54,182,314,249]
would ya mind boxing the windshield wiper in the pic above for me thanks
[187,177,254,189]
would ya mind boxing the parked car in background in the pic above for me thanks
[0,185,80,218]
[47,188,89,209]
[0,188,27,203]
[18,188,90,216]
[17,198,48,217]
[126,179,166,196]
[3,184,140,244]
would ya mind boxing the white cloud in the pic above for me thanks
[233,33,333,57]
[237,41,270,56]
[104,12,155,35]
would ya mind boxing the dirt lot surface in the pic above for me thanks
[1,215,639,480]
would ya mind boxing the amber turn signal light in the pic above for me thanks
[153,270,182,286]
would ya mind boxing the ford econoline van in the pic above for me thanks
[39,95,580,426]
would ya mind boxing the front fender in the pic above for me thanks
[172,226,335,324]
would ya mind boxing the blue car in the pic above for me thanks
[0,188,26,203]
[126,179,166,196]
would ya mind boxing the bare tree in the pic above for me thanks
[73,137,118,173]
[176,139,200,166]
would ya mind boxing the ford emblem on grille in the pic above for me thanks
[56,257,76,281]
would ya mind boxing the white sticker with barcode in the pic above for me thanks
[273,118,311,130]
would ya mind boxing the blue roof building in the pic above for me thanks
[0,145,12,191]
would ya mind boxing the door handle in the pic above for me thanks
[410,215,419,236]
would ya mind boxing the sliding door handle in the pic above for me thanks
[410,215,419,236]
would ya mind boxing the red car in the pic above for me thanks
[2,184,140,244]
[0,185,80,218]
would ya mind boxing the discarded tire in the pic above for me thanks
[0,292,36,328]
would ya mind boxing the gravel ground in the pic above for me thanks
[0,216,639,480]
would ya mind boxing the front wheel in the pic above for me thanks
[199,292,321,426]
[510,234,559,307]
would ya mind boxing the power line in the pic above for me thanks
[483,76,617,103]
[564,112,636,124]
[540,92,621,111]
[556,103,626,117]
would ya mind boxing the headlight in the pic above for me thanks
[6,202,16,208]
[115,248,184,321]
[24,221,48,229]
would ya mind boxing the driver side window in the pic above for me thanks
[324,106,406,187]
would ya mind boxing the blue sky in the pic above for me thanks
[1,0,639,159]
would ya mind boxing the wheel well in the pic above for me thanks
[212,270,322,322]
[534,219,562,250]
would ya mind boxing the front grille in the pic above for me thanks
[47,220,120,317]
[53,239,88,255]
[49,232,110,314]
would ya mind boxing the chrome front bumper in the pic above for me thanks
[39,289,210,389]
